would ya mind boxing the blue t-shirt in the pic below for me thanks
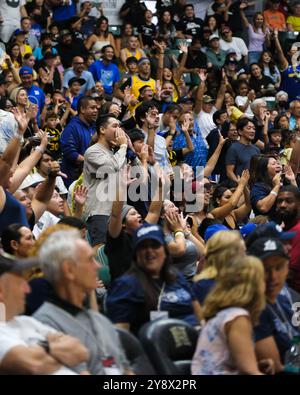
[173,122,207,174]
[225,141,260,177]
[280,65,300,102]
[52,2,76,22]
[254,294,300,362]
[26,85,45,125]
[63,70,95,95]
[250,182,275,219]
[193,278,216,305]
[88,60,120,94]
[106,271,197,334]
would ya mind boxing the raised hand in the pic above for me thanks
[272,172,282,187]
[239,169,250,185]
[36,130,48,150]
[284,164,296,183]
[48,161,67,179]
[181,116,190,133]
[114,127,128,147]
[198,68,207,83]
[139,143,149,163]
[178,43,188,54]
[74,185,88,206]
[11,107,29,135]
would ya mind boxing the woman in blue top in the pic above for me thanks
[250,156,296,220]
[106,223,201,334]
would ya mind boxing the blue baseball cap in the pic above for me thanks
[133,224,165,250]
[19,66,33,76]
[204,224,230,242]
[240,223,257,238]
[14,29,26,36]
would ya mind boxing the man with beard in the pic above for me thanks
[276,185,300,293]
[56,30,89,69]
[63,56,95,96]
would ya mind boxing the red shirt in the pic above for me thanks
[290,220,300,292]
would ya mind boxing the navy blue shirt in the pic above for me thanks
[254,294,300,362]
[250,182,276,219]
[106,271,197,334]
[225,142,260,177]
[0,191,29,236]
[193,278,216,305]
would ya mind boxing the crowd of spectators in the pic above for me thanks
[1,0,300,376]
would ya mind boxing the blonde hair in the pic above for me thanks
[194,231,244,281]
[202,255,265,325]
[27,223,73,280]
[9,87,28,106]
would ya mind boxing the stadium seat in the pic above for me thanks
[96,244,111,287]
[115,327,156,375]
[109,25,121,36]
[139,318,199,375]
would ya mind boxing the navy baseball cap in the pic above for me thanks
[133,224,165,250]
[246,221,296,247]
[248,237,289,260]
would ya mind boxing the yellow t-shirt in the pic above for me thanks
[287,16,300,32]
[280,147,293,166]
[129,74,156,113]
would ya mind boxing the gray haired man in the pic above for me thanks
[34,229,132,375]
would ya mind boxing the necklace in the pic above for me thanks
[267,300,294,340]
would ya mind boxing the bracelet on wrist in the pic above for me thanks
[270,190,278,197]
[35,146,45,154]
[120,144,127,149]
[174,231,184,237]
[14,133,22,140]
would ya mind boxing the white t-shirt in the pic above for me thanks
[33,211,60,239]
[194,107,217,139]
[0,316,77,375]
[219,37,248,62]
[0,0,25,21]
[143,129,169,169]
[235,96,254,118]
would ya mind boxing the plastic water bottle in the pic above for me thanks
[284,336,300,374]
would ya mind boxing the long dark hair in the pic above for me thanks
[259,51,276,75]
[212,186,228,208]
[7,43,22,65]
[251,155,273,187]
[95,16,109,38]
[129,246,177,311]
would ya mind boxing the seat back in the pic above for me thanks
[139,318,199,375]
[116,327,156,375]
[96,245,111,287]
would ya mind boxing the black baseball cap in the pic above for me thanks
[68,77,86,87]
[0,253,39,278]
[247,237,289,260]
